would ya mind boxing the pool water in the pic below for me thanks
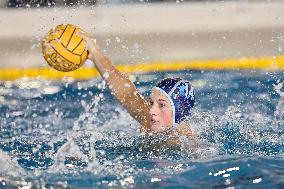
[0,70,284,188]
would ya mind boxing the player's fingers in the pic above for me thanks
[77,30,94,40]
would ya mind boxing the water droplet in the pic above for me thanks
[115,37,121,43]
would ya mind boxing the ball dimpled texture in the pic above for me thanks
[42,24,88,72]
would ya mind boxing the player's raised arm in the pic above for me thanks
[80,31,151,132]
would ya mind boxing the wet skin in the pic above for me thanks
[148,89,173,133]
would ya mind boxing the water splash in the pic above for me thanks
[190,103,284,157]
[0,150,26,177]
[273,80,284,118]
[1,71,284,188]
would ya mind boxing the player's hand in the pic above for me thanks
[78,30,99,59]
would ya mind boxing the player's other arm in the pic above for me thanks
[80,32,151,132]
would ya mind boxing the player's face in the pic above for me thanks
[148,89,173,133]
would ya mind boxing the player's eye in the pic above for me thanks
[159,103,165,108]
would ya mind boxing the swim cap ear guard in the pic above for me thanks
[153,78,195,127]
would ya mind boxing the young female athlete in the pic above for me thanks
[79,31,195,140]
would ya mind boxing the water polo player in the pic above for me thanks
[80,31,195,139]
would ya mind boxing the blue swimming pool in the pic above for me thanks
[0,70,284,188]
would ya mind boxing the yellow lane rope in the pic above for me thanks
[1,55,284,81]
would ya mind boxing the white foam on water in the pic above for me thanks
[48,139,89,173]
[47,89,142,176]
[48,91,106,174]
[0,150,26,178]
[273,81,284,118]
[190,100,284,157]
[96,107,138,133]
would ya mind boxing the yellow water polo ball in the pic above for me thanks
[42,24,89,72]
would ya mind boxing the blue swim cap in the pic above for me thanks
[153,78,195,127]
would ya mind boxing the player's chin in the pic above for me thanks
[149,124,167,133]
